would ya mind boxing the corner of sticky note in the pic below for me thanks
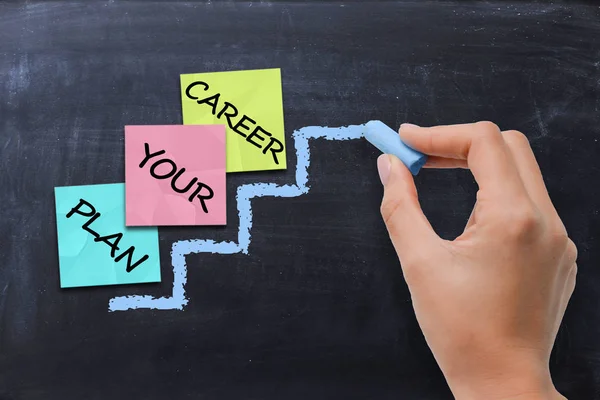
[124,124,227,226]
[179,68,287,173]
[54,183,161,288]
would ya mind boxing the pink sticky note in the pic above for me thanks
[125,125,226,226]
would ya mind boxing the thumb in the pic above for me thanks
[378,154,439,258]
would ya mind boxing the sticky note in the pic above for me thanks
[363,120,428,175]
[180,68,287,173]
[54,183,160,288]
[125,125,226,226]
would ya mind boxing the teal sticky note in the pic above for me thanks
[54,183,161,288]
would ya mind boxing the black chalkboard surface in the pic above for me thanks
[1,1,599,399]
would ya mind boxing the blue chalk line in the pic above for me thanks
[108,124,366,311]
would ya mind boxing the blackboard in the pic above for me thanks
[1,1,599,399]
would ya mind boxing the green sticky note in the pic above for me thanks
[180,68,287,173]
[54,183,161,288]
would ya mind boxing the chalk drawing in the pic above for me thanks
[108,124,365,311]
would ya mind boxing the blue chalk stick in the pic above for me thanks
[363,120,427,175]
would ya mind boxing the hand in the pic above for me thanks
[376,122,576,400]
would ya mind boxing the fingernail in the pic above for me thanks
[377,154,391,186]
[400,123,420,130]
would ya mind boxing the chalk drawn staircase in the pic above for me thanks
[109,125,365,311]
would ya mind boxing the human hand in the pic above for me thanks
[376,122,576,400]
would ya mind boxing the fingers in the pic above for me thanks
[565,263,577,300]
[464,203,479,231]
[557,262,577,328]
[400,122,526,200]
[378,154,439,258]
[423,156,468,169]
[407,124,556,230]
[502,130,556,216]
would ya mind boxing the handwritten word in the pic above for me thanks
[140,143,214,213]
[66,200,148,272]
[185,81,285,165]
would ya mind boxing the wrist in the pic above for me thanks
[444,350,565,400]
[453,389,565,400]
[451,378,565,400]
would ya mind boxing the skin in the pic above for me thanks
[376,122,577,400]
